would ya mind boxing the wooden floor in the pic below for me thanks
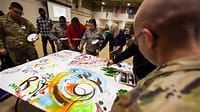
[0,96,45,112]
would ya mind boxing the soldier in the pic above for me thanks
[0,2,38,66]
[78,19,104,56]
[51,16,68,51]
[110,0,200,112]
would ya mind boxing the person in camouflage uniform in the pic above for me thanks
[51,16,68,51]
[0,2,38,66]
[78,19,104,56]
[110,0,200,112]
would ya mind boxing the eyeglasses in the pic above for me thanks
[132,28,159,45]
[12,8,23,15]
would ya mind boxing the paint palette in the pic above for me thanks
[118,71,136,87]
[27,33,39,42]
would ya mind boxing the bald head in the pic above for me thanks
[135,0,200,38]
[134,0,200,65]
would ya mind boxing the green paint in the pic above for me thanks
[99,100,104,105]
[101,67,118,77]
[9,83,20,91]
[117,89,128,96]
[70,101,94,112]
[46,99,61,111]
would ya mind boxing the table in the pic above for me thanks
[0,50,134,112]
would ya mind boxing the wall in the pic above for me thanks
[70,3,93,24]
[94,11,134,29]
[94,11,134,22]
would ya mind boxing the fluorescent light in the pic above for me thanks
[127,3,131,6]
[102,2,105,5]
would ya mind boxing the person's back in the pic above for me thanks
[110,0,200,112]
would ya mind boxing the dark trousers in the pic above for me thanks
[42,36,56,56]
[60,40,69,50]
[109,48,123,60]
[86,50,98,56]
[0,54,14,71]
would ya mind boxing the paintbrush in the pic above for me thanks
[106,58,109,68]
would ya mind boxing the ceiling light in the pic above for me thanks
[102,2,105,5]
[127,3,131,6]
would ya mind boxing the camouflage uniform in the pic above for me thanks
[0,14,38,65]
[111,56,200,112]
[51,23,68,51]
[80,29,104,56]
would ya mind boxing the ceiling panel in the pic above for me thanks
[92,0,142,7]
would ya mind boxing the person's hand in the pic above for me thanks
[69,43,75,50]
[77,45,82,51]
[52,37,57,41]
[96,49,100,53]
[95,103,104,112]
[115,46,121,51]
[0,48,7,55]
[107,60,114,66]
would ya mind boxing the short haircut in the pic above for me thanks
[59,16,66,22]
[38,8,45,13]
[9,2,23,10]
[89,19,97,27]
[71,17,80,24]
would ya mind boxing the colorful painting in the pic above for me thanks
[0,50,134,112]
[69,54,107,67]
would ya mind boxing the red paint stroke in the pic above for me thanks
[16,90,25,99]
[39,84,48,94]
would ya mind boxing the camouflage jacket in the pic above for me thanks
[0,14,36,49]
[111,56,200,112]
[80,29,104,53]
[51,23,67,39]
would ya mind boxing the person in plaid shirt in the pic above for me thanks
[36,8,56,56]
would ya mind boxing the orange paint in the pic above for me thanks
[66,83,76,94]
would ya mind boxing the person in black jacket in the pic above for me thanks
[101,23,126,60]
[108,42,156,80]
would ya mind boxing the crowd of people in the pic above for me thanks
[1,0,200,111]
[0,2,139,71]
